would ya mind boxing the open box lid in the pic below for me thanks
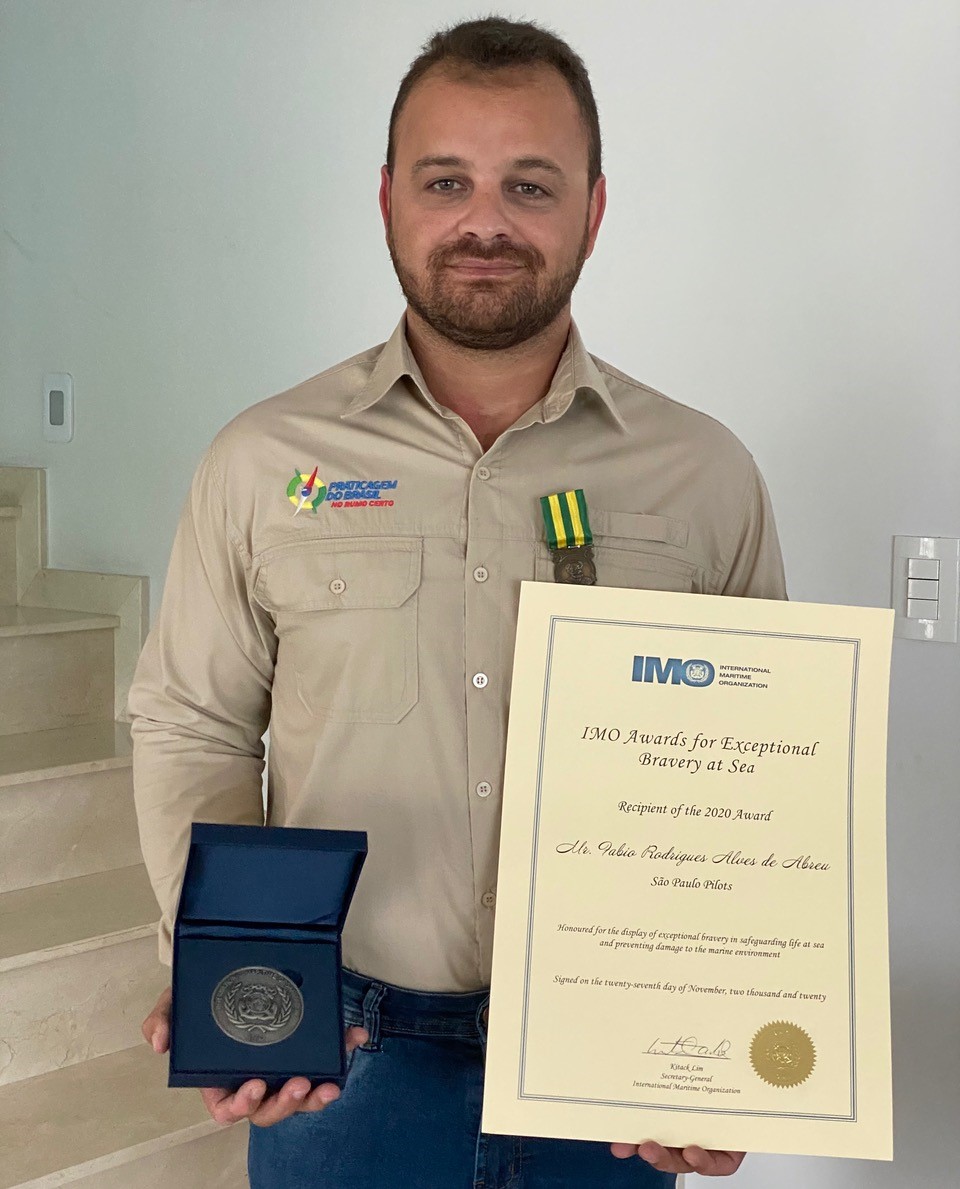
[175,822,367,931]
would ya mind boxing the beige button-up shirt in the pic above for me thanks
[127,311,787,992]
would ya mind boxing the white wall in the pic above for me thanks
[2,2,957,1185]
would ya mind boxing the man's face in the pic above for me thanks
[380,64,605,351]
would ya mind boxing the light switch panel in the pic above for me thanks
[907,558,939,580]
[892,536,960,642]
[906,598,938,620]
[906,578,939,601]
[42,372,74,442]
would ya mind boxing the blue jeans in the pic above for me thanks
[247,967,675,1188]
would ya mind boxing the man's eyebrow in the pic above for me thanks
[512,156,565,178]
[411,155,566,179]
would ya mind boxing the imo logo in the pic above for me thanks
[632,656,716,687]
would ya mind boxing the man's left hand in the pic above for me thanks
[610,1141,746,1176]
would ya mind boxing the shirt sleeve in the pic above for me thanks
[718,460,788,600]
[125,437,276,967]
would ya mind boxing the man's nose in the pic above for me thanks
[453,188,517,241]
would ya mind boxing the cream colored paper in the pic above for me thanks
[482,583,893,1160]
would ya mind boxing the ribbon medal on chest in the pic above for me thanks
[540,488,597,584]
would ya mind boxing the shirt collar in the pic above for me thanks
[342,310,630,433]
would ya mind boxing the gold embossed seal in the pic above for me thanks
[750,1021,816,1087]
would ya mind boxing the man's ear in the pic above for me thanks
[584,173,606,263]
[379,165,392,236]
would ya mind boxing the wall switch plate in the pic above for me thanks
[892,536,959,642]
[42,373,74,442]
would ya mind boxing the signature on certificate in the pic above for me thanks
[645,1035,732,1060]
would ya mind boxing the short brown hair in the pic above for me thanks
[387,15,602,192]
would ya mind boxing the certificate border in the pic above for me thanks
[518,616,860,1123]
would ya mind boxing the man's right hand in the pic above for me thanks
[142,986,370,1128]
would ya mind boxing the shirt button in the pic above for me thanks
[476,781,492,798]
[329,578,347,595]
[481,891,496,908]
[473,565,489,583]
[472,672,489,689]
[476,466,491,481]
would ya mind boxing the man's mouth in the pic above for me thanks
[448,260,523,275]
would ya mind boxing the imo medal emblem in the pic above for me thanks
[750,1021,816,1087]
[552,544,597,585]
[684,662,711,686]
[211,966,304,1046]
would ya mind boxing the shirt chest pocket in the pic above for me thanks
[534,510,700,593]
[253,537,422,724]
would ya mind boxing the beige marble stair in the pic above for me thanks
[0,467,240,1183]
[0,607,119,738]
[0,723,141,893]
[0,506,21,605]
[0,468,43,606]
[18,570,150,724]
[0,865,168,1086]
[0,1043,249,1188]
[0,605,121,639]
[0,721,133,785]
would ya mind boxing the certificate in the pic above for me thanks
[481,583,893,1160]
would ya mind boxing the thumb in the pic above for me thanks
[345,1025,370,1051]
[142,986,172,1053]
[143,1009,170,1053]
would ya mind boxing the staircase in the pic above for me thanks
[0,466,249,1187]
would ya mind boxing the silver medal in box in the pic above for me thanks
[211,966,305,1046]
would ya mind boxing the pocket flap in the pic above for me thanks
[592,510,689,549]
[254,537,422,612]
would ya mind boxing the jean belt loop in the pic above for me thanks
[360,981,387,1052]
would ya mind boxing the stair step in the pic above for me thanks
[46,1124,249,1189]
[0,610,116,738]
[0,865,158,971]
[0,604,120,639]
[0,513,17,605]
[0,756,142,895]
[0,1044,249,1188]
[0,721,132,788]
[0,866,168,1086]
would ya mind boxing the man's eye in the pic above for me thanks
[427,179,548,198]
[511,181,547,198]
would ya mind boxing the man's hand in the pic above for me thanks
[142,985,370,1128]
[611,1141,746,1176]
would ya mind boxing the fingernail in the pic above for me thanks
[319,1088,338,1104]
[291,1086,307,1100]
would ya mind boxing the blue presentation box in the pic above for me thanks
[168,821,367,1094]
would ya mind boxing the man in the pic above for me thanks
[133,15,785,1187]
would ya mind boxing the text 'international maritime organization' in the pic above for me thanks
[632,655,773,691]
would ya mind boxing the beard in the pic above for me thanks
[385,217,590,351]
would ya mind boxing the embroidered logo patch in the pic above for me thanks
[285,467,398,513]
[286,468,327,514]
[325,479,398,509]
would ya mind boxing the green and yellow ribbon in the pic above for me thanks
[540,489,593,550]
